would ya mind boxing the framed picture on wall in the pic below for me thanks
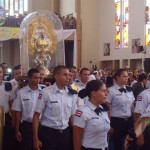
[132,38,141,53]
[103,43,110,56]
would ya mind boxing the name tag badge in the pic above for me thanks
[51,101,58,103]
[91,117,99,119]
[23,99,29,101]
[116,94,122,96]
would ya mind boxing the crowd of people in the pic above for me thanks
[59,14,76,29]
[0,62,150,150]
[2,14,27,27]
[2,13,76,29]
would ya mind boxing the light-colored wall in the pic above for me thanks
[80,0,150,69]
[29,0,53,12]
[99,0,146,60]
[100,0,150,69]
[60,0,76,16]
[81,0,100,68]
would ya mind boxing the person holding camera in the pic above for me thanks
[0,66,14,150]
[0,62,12,81]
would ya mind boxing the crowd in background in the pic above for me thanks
[0,62,150,150]
[2,13,76,29]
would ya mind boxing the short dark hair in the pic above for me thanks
[138,73,148,82]
[27,68,40,78]
[114,68,127,80]
[69,66,77,72]
[78,80,104,99]
[0,62,7,67]
[53,65,68,76]
[13,65,21,71]
[80,68,90,75]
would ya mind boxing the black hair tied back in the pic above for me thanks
[78,88,88,99]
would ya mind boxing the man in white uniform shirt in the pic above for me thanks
[12,68,41,150]
[10,65,22,90]
[33,65,77,150]
[71,68,90,106]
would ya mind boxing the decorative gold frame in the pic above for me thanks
[27,16,57,55]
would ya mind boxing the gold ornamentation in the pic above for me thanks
[28,16,57,55]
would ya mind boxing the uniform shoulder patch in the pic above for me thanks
[38,93,42,99]
[68,87,78,95]
[75,110,83,117]
[137,96,142,101]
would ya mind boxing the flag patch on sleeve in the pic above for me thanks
[38,93,42,99]
[75,110,82,117]
[137,96,142,101]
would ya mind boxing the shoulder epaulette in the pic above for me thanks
[75,79,80,83]
[40,84,46,89]
[4,82,12,91]
[68,87,78,95]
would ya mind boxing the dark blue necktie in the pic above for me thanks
[119,88,126,93]
[94,107,104,115]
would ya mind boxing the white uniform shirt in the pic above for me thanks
[107,84,135,118]
[12,85,42,122]
[34,83,78,130]
[10,78,18,89]
[146,80,150,89]
[88,74,96,81]
[10,78,19,99]
[74,101,110,149]
[0,81,14,113]
[134,88,150,117]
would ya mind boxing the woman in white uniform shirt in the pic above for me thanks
[73,80,110,150]
[107,68,135,150]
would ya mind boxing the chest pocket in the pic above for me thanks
[65,101,72,118]
[50,101,60,116]
[113,94,126,106]
[22,95,31,105]
[90,118,101,126]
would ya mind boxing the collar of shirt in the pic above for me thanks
[25,84,42,93]
[87,101,103,111]
[78,80,86,87]
[10,78,18,86]
[11,78,17,82]
[53,82,69,94]
[114,83,126,90]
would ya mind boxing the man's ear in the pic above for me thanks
[54,74,59,80]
